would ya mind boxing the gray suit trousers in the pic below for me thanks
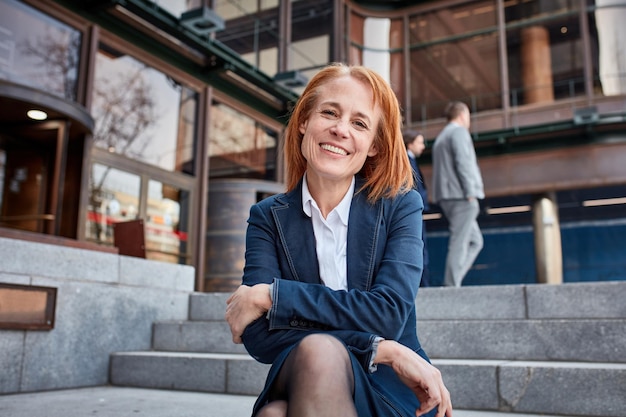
[439,199,483,287]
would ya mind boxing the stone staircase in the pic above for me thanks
[110,282,626,416]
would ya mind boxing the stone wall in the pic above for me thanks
[0,237,195,394]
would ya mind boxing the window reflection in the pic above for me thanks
[92,44,198,174]
[404,1,501,121]
[215,0,280,74]
[506,6,584,105]
[87,164,140,246]
[209,101,278,180]
[290,0,333,92]
[504,0,578,24]
[149,0,202,17]
[592,1,626,96]
[409,1,497,44]
[146,180,189,264]
[0,0,80,100]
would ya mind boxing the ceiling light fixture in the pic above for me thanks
[273,70,308,89]
[486,205,531,215]
[27,109,48,121]
[582,197,626,207]
[180,6,225,36]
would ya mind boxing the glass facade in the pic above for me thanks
[0,0,81,100]
[505,0,584,105]
[592,0,626,96]
[215,0,281,75]
[149,0,203,17]
[410,1,500,120]
[290,0,333,90]
[146,179,190,264]
[349,0,625,122]
[93,44,198,174]
[86,164,141,245]
[208,100,280,180]
[215,0,333,85]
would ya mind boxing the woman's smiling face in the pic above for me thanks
[299,75,380,186]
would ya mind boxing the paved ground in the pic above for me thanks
[0,386,577,417]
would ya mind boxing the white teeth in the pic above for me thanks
[320,144,348,155]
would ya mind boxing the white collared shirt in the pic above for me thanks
[302,175,355,291]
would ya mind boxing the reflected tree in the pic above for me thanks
[20,28,80,100]
[89,66,158,242]
[92,66,156,157]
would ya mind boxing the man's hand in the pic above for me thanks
[225,284,272,344]
[375,340,453,417]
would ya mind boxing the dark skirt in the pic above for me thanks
[251,338,439,417]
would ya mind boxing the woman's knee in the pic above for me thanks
[293,334,351,370]
[256,400,287,417]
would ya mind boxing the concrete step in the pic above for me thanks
[110,351,626,417]
[111,283,626,417]
[191,281,626,323]
[152,315,626,363]
[433,359,626,417]
[0,385,585,417]
[110,351,270,396]
[420,318,626,362]
[189,292,230,321]
[152,320,247,354]
[415,281,626,321]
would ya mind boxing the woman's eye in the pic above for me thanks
[354,120,368,129]
[321,109,337,117]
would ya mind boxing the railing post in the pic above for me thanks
[532,192,563,284]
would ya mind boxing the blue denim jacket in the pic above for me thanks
[241,176,429,416]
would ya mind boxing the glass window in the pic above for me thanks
[146,180,190,264]
[406,1,501,121]
[215,0,280,74]
[590,1,626,96]
[0,0,81,100]
[505,0,583,106]
[208,101,279,180]
[409,1,498,44]
[86,164,141,246]
[149,0,203,17]
[290,0,332,68]
[92,44,198,174]
[504,0,578,25]
[216,0,260,19]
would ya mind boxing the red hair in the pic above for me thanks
[283,63,413,202]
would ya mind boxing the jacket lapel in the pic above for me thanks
[346,180,381,291]
[271,183,321,284]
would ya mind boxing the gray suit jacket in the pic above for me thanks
[431,121,484,202]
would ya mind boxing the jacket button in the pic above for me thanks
[290,319,298,327]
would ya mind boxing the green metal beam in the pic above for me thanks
[55,0,298,120]
[420,112,626,164]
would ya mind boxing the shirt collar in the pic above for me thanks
[302,174,355,225]
[407,149,416,159]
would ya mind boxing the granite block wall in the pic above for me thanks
[0,237,195,394]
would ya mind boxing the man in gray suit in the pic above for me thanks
[431,101,484,287]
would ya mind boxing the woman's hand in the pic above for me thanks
[375,340,453,417]
[225,284,272,344]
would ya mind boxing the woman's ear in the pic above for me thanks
[299,120,307,135]
[367,143,379,157]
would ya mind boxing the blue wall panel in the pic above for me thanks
[425,222,626,286]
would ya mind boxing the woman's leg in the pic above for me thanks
[258,333,357,417]
[256,400,287,417]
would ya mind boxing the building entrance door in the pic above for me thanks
[0,80,94,240]
[0,123,65,234]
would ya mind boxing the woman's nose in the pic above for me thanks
[331,118,350,138]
